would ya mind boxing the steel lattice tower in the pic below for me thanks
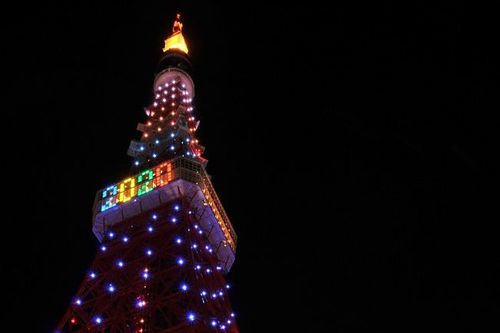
[56,14,239,333]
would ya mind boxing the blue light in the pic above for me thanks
[174,205,180,211]
[89,272,96,279]
[152,214,158,220]
[146,249,153,256]
[220,325,226,330]
[142,271,149,280]
[100,245,106,252]
[199,230,203,235]
[152,153,157,158]
[216,266,222,271]
[134,161,139,166]
[200,290,207,296]
[212,293,217,299]
[194,225,199,229]
[155,139,160,144]
[187,312,196,322]
[140,146,145,151]
[74,298,82,305]
[218,291,223,296]
[226,284,230,289]
[171,217,177,223]
[177,257,185,266]
[206,268,211,273]
[147,225,154,232]
[117,260,124,268]
[170,133,175,138]
[211,320,217,327]
[94,316,102,324]
[180,283,189,291]
[227,320,232,324]
[192,243,198,249]
[107,283,115,293]
[122,236,129,243]
[175,237,182,244]
[195,264,201,270]
[231,313,235,318]
[170,145,175,151]
[108,232,114,239]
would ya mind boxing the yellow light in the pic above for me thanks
[163,14,189,54]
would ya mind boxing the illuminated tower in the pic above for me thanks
[56,14,238,333]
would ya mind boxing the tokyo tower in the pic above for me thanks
[55,14,239,333]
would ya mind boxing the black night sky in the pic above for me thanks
[4,1,498,332]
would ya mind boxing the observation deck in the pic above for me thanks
[92,157,237,272]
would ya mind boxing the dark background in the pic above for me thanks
[4,1,497,332]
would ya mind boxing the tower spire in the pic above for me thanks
[163,13,189,54]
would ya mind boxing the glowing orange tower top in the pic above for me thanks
[163,14,189,54]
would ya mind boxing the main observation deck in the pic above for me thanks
[92,157,237,272]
